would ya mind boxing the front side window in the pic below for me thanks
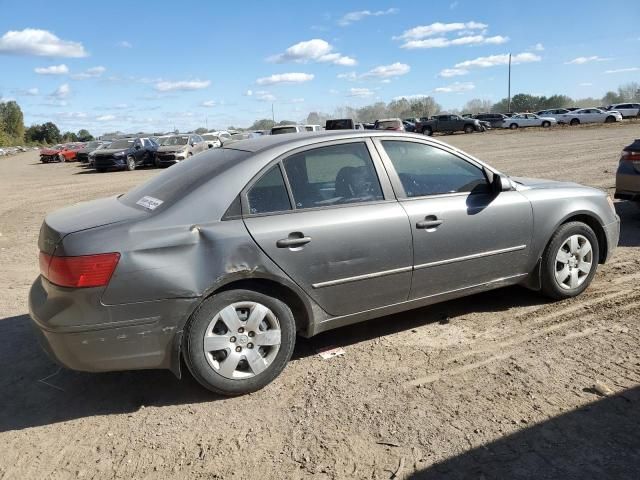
[283,142,383,209]
[247,165,291,214]
[381,141,489,197]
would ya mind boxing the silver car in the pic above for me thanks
[29,131,619,395]
[155,134,208,167]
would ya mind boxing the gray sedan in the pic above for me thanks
[29,131,620,395]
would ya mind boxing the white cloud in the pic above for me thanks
[578,82,593,86]
[531,43,544,51]
[348,87,374,97]
[71,66,106,80]
[117,41,132,48]
[0,28,87,57]
[401,34,508,49]
[201,100,217,107]
[450,1,459,9]
[434,81,475,93]
[337,71,357,81]
[362,62,410,78]
[565,56,610,65]
[268,39,356,66]
[96,114,116,122]
[604,67,639,74]
[154,79,211,91]
[256,72,314,85]
[338,8,398,26]
[255,91,276,102]
[34,64,68,75]
[244,89,253,96]
[51,83,71,99]
[439,68,469,77]
[23,87,39,95]
[394,21,487,41]
[455,52,541,69]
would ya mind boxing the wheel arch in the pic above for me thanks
[551,212,608,265]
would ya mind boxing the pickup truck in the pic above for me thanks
[415,114,483,136]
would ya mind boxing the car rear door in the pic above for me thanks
[373,138,533,299]
[242,138,413,316]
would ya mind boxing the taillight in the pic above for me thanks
[39,252,120,288]
[621,151,640,162]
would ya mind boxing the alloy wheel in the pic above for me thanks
[203,301,282,379]
[555,234,593,290]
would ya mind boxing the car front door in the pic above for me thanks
[374,138,533,299]
[242,139,413,316]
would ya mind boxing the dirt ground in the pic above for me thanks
[1,123,639,479]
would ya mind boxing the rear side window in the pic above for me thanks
[283,142,383,209]
[247,165,291,214]
[325,119,354,130]
[381,141,489,197]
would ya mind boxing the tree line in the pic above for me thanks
[0,100,94,147]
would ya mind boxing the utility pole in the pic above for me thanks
[272,103,275,123]
[507,53,512,113]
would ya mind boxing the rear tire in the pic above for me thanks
[542,121,551,128]
[184,289,296,396]
[423,127,433,136]
[126,155,136,171]
[605,116,615,123]
[540,221,599,300]
[509,123,518,130]
[464,125,474,134]
[569,118,580,126]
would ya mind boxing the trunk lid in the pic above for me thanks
[39,196,145,254]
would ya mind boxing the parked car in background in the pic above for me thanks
[416,114,482,136]
[155,134,207,167]
[58,143,86,162]
[374,118,405,131]
[76,141,108,163]
[304,125,322,132]
[325,119,356,130]
[614,138,640,203]
[0,148,6,156]
[536,109,573,124]
[355,123,365,130]
[606,103,640,119]
[39,144,66,163]
[402,120,416,132]
[271,125,306,135]
[29,130,619,396]
[202,133,223,148]
[503,113,557,129]
[558,108,622,126]
[88,142,110,167]
[473,113,506,128]
[93,137,158,172]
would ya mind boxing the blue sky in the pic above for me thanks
[0,0,638,134]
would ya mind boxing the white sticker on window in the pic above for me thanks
[136,196,164,210]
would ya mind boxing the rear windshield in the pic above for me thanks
[272,127,297,134]
[326,119,353,130]
[119,148,250,211]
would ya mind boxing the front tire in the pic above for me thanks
[184,289,296,396]
[509,123,518,130]
[569,118,580,126]
[605,116,615,123]
[540,221,599,300]
[58,154,65,163]
[126,155,136,171]
[542,121,551,128]
[423,127,433,136]
[464,125,474,134]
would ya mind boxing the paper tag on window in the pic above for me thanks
[136,196,164,210]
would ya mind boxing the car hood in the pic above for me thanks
[511,176,585,190]
[95,148,128,155]
[40,149,61,154]
[157,145,187,152]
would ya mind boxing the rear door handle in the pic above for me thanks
[276,236,312,248]
[416,218,443,229]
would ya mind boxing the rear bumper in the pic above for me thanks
[28,275,199,373]
[615,167,640,200]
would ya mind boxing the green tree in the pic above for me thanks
[617,82,640,102]
[194,127,208,134]
[0,101,25,142]
[61,131,79,142]
[602,91,623,105]
[250,118,276,130]
[24,122,62,144]
[76,129,94,142]
[462,98,493,114]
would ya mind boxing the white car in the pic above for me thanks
[304,124,322,132]
[270,125,307,135]
[503,113,557,129]
[536,108,573,124]
[606,103,640,119]
[559,108,623,126]
[0,148,6,156]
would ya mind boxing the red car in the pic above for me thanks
[39,143,85,163]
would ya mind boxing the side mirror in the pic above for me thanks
[491,173,512,193]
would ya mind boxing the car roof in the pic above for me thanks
[220,130,453,154]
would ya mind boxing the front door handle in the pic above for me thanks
[276,236,312,248]
[416,217,443,229]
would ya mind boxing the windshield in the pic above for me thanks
[272,127,297,134]
[160,136,189,146]
[119,148,250,210]
[85,141,102,149]
[110,139,135,149]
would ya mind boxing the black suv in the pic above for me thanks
[93,137,159,172]
[472,113,506,128]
